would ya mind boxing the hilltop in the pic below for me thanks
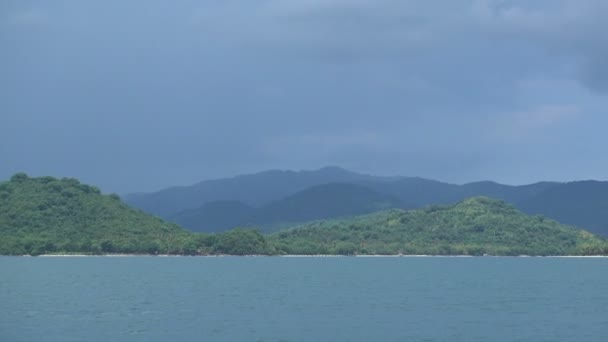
[0,173,274,256]
[1,174,606,256]
[124,166,379,217]
[171,183,402,233]
[124,167,608,237]
[0,173,192,255]
[270,197,608,256]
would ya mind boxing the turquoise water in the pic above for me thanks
[1,257,607,341]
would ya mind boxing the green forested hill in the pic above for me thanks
[125,167,608,237]
[0,173,281,256]
[250,183,401,231]
[0,173,193,255]
[270,197,608,256]
[2,174,607,256]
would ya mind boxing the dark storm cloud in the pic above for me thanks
[471,0,608,93]
[1,0,607,192]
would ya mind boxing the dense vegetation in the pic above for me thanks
[0,173,189,255]
[269,197,608,256]
[124,167,608,237]
[0,174,274,256]
[1,174,607,256]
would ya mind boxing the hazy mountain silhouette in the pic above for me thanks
[518,181,608,237]
[170,183,402,233]
[125,166,383,217]
[168,201,255,234]
[125,167,608,237]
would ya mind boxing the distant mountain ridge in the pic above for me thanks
[124,166,386,217]
[170,183,402,233]
[3,173,607,256]
[124,167,608,237]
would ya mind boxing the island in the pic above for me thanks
[1,173,607,256]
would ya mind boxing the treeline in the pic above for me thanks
[1,174,608,256]
[3,224,608,256]
[0,228,275,256]
[268,197,608,256]
[0,174,279,256]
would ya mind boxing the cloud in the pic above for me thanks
[1,8,48,28]
[184,0,608,92]
[522,105,581,125]
[261,129,389,159]
[471,0,608,92]
[2,0,608,191]
[188,0,451,62]
[488,104,583,143]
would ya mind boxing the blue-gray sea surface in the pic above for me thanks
[1,256,607,342]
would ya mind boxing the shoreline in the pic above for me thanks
[10,254,608,258]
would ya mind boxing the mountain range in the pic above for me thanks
[169,183,401,233]
[2,173,607,256]
[124,167,608,237]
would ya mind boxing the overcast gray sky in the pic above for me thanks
[2,0,608,193]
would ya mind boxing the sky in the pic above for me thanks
[2,0,608,194]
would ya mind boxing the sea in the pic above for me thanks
[1,256,607,342]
